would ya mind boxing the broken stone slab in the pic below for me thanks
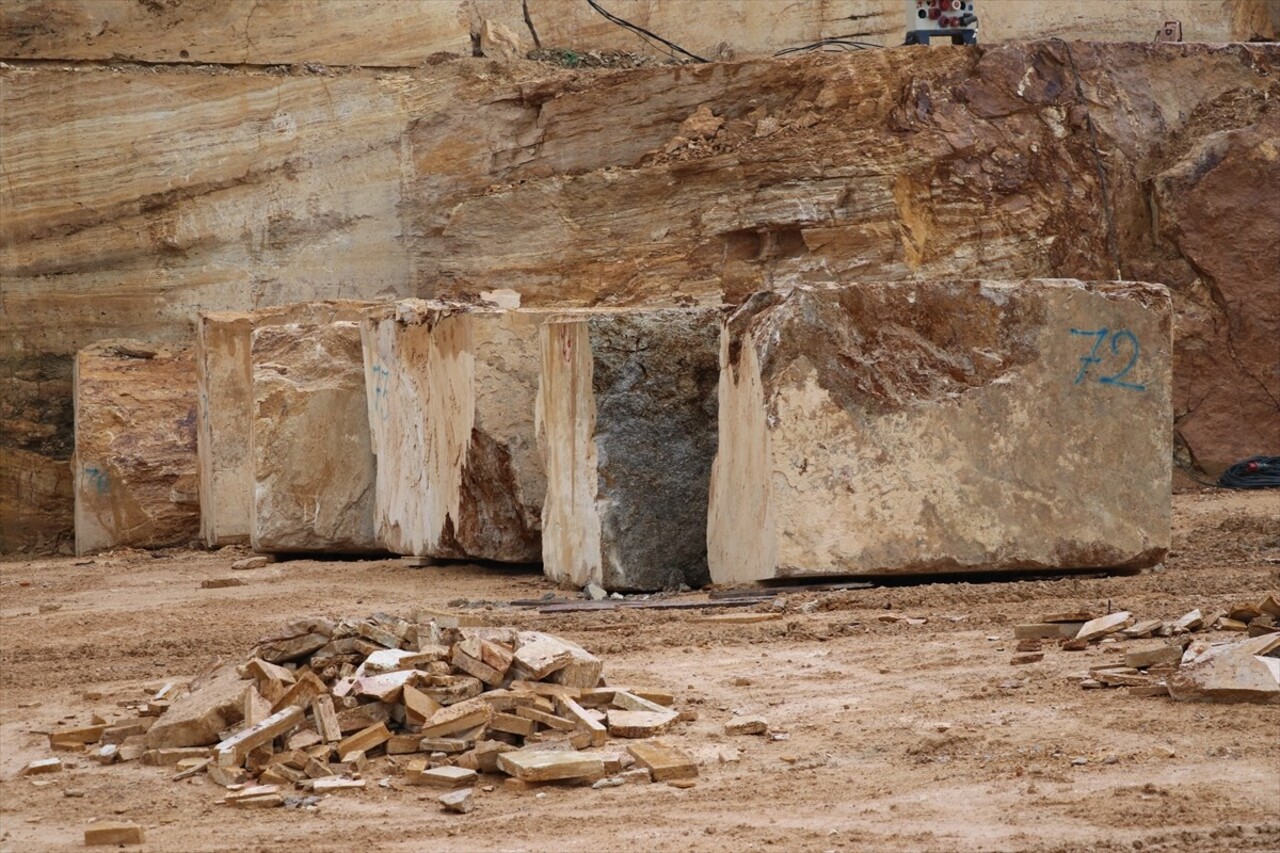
[708,280,1172,583]
[250,320,380,553]
[359,301,544,562]
[1167,634,1280,704]
[73,341,199,555]
[538,308,720,591]
[1076,611,1135,642]
[146,665,247,748]
[196,302,372,548]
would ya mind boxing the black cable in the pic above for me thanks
[1217,456,1280,489]
[775,39,883,56]
[585,0,708,63]
[1174,458,1222,488]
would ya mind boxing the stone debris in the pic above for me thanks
[708,281,1172,583]
[538,308,719,592]
[73,341,199,555]
[84,822,144,846]
[35,612,697,806]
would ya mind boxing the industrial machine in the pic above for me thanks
[904,0,979,45]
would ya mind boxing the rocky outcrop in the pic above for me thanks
[4,42,1279,551]
[360,301,545,562]
[73,342,199,555]
[250,322,379,554]
[539,308,719,591]
[709,280,1173,582]
[197,303,371,548]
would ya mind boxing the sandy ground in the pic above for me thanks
[1,490,1277,852]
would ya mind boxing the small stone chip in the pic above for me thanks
[724,715,768,736]
[438,788,474,813]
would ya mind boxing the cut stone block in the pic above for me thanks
[196,302,369,548]
[708,280,1173,582]
[359,301,544,561]
[251,319,380,553]
[538,308,720,591]
[73,341,199,555]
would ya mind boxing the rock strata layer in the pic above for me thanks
[196,302,370,548]
[538,308,720,591]
[251,321,379,553]
[708,280,1173,582]
[73,342,199,555]
[361,301,545,562]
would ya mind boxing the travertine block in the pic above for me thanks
[709,280,1173,582]
[538,308,719,591]
[250,320,379,553]
[360,301,544,561]
[196,302,369,547]
[73,342,198,555]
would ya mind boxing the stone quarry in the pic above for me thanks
[2,2,1278,850]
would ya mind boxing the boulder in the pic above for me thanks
[360,301,544,562]
[708,280,1173,583]
[196,302,371,548]
[251,320,380,553]
[538,308,719,591]
[73,342,199,555]
[146,664,247,748]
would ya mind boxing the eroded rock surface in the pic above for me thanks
[251,322,379,553]
[73,342,199,555]
[708,280,1173,582]
[539,308,720,591]
[361,301,544,562]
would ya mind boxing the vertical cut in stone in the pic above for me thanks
[250,320,379,553]
[360,301,544,562]
[708,279,1173,583]
[538,308,720,591]
[73,341,199,555]
[196,302,369,548]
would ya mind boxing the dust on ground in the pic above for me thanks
[1,491,1277,852]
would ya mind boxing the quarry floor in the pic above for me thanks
[0,491,1277,853]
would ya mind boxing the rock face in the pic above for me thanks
[4,41,1279,552]
[73,342,199,555]
[538,309,720,591]
[360,301,545,562]
[708,280,1173,582]
[197,302,371,548]
[251,321,379,553]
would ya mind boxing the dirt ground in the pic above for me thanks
[1,490,1277,852]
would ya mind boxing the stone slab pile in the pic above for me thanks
[708,279,1173,583]
[73,341,199,555]
[360,301,544,562]
[250,319,379,553]
[538,308,720,592]
[196,302,370,548]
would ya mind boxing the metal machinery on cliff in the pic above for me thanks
[905,0,979,45]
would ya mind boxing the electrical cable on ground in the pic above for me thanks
[1217,456,1280,489]
[585,0,708,63]
[775,39,884,56]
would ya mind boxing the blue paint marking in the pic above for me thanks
[84,466,110,495]
[371,364,391,420]
[1069,327,1147,392]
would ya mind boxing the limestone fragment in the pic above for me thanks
[146,665,246,749]
[250,320,379,553]
[360,301,544,562]
[496,750,605,783]
[73,342,199,555]
[724,715,769,736]
[625,741,698,781]
[438,787,475,813]
[538,308,719,591]
[1167,634,1280,703]
[1076,612,1136,642]
[708,281,1172,582]
[84,822,144,846]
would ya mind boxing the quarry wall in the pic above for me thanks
[2,1,1278,553]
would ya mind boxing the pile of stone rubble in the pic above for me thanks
[22,611,700,813]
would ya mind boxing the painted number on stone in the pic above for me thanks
[1069,327,1145,392]
[84,466,110,495]
[371,364,390,420]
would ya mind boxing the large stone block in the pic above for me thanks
[250,320,379,553]
[708,280,1173,583]
[360,301,545,562]
[196,302,370,548]
[538,308,720,591]
[73,342,199,555]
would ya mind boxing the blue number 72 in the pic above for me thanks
[1070,328,1146,392]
